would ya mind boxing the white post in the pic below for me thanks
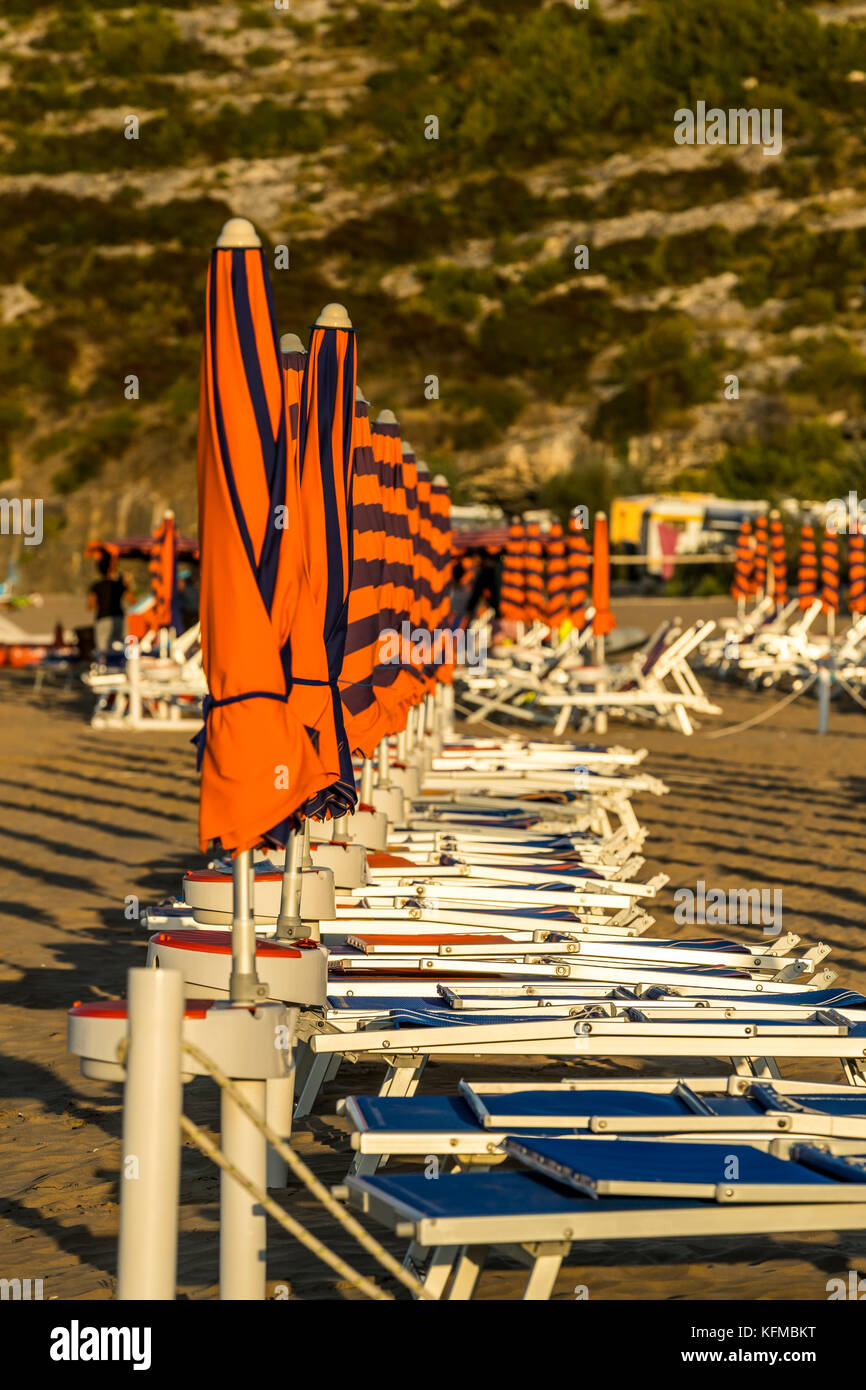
[594,634,607,736]
[817,664,831,735]
[220,1078,268,1299]
[265,1071,294,1189]
[127,638,142,727]
[117,967,184,1300]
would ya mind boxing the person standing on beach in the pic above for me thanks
[87,552,129,653]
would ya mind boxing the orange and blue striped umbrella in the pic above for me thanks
[797,521,818,608]
[370,408,413,731]
[340,387,388,757]
[821,524,839,614]
[730,517,753,602]
[429,473,455,682]
[769,510,788,607]
[500,520,526,623]
[148,509,182,632]
[523,520,546,624]
[195,219,328,854]
[752,515,768,595]
[567,513,591,627]
[592,511,616,637]
[288,304,358,821]
[849,527,866,614]
[414,459,438,687]
[545,522,569,632]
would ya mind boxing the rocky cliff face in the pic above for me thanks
[3,0,866,588]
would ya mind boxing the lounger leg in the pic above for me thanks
[293,1052,333,1118]
[446,1245,488,1301]
[522,1245,565,1301]
[421,1245,460,1300]
[348,1151,382,1177]
[378,1058,427,1099]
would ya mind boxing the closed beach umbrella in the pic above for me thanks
[340,386,387,757]
[429,473,455,681]
[523,521,546,624]
[752,514,768,597]
[591,511,616,637]
[797,520,818,609]
[849,527,866,614]
[196,218,328,856]
[545,522,569,634]
[567,512,591,628]
[149,509,183,634]
[730,517,753,604]
[280,331,306,470]
[370,408,412,731]
[769,510,788,608]
[821,524,839,616]
[500,520,526,624]
[289,303,358,821]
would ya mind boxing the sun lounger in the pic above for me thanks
[341,1138,866,1298]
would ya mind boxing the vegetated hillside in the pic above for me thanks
[3,0,866,590]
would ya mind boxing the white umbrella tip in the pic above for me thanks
[280,332,305,353]
[416,460,430,475]
[401,441,414,456]
[376,408,398,425]
[315,302,353,329]
[216,217,262,249]
[355,385,370,403]
[432,473,449,487]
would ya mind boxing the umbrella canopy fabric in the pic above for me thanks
[545,522,569,632]
[769,511,788,608]
[821,526,839,615]
[429,474,455,682]
[797,522,818,609]
[752,514,769,596]
[591,511,616,637]
[340,389,388,757]
[567,513,591,628]
[849,528,866,614]
[500,520,526,624]
[289,311,359,821]
[523,521,546,624]
[369,411,413,731]
[730,517,753,602]
[148,510,183,633]
[196,230,329,854]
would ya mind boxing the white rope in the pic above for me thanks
[703,673,817,739]
[180,1039,432,1299]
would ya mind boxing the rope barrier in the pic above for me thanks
[180,1039,432,1300]
[702,673,818,739]
[114,1034,431,1301]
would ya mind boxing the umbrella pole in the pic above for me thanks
[360,756,374,804]
[594,634,608,736]
[230,849,262,1003]
[301,818,313,868]
[276,830,303,939]
[378,736,390,787]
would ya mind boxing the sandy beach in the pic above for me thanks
[1,597,864,1301]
